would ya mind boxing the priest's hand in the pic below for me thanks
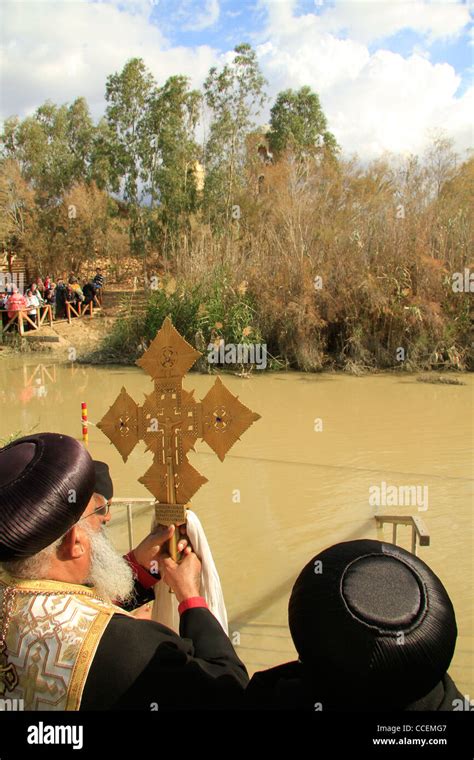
[133,524,191,571]
[158,550,202,603]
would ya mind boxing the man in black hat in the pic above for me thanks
[91,459,160,616]
[245,540,463,711]
[91,459,189,618]
[0,433,248,710]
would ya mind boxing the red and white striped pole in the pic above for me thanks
[81,402,88,446]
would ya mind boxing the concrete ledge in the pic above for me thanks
[24,334,60,343]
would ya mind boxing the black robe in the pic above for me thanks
[245,661,463,711]
[80,580,248,711]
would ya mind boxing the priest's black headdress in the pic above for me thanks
[289,539,457,709]
[93,460,113,501]
[0,433,95,561]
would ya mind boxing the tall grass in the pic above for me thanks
[98,147,473,372]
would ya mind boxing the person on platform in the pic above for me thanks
[68,277,84,307]
[65,283,79,316]
[5,286,27,324]
[25,287,41,329]
[245,539,463,711]
[0,433,248,710]
[44,282,56,309]
[82,280,100,309]
[31,281,45,303]
[93,268,105,304]
[0,290,8,329]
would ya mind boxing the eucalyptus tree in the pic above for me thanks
[0,98,98,270]
[268,86,338,161]
[105,58,155,260]
[89,117,120,192]
[1,98,95,201]
[203,43,267,229]
[144,75,202,247]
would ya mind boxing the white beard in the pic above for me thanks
[82,523,135,605]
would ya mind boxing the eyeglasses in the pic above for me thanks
[78,500,111,521]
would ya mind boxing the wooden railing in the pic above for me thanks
[0,305,53,336]
[375,515,430,555]
[0,302,101,335]
[65,300,98,323]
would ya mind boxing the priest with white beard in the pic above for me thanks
[0,433,248,711]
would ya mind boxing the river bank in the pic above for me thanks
[1,331,469,382]
[0,311,117,361]
[1,280,472,376]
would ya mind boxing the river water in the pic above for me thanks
[0,356,472,694]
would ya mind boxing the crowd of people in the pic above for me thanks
[0,269,105,330]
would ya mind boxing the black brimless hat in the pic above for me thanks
[0,433,95,561]
[289,540,457,709]
[93,460,113,500]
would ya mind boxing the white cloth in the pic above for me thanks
[151,509,228,635]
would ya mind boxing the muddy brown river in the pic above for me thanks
[0,357,472,694]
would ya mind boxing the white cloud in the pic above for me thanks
[184,0,220,31]
[0,0,471,160]
[0,0,218,121]
[256,0,473,159]
[300,0,471,45]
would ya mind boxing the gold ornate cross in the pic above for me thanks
[97,317,260,559]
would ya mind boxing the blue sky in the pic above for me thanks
[2,0,473,158]
[146,0,267,43]
[147,0,472,87]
